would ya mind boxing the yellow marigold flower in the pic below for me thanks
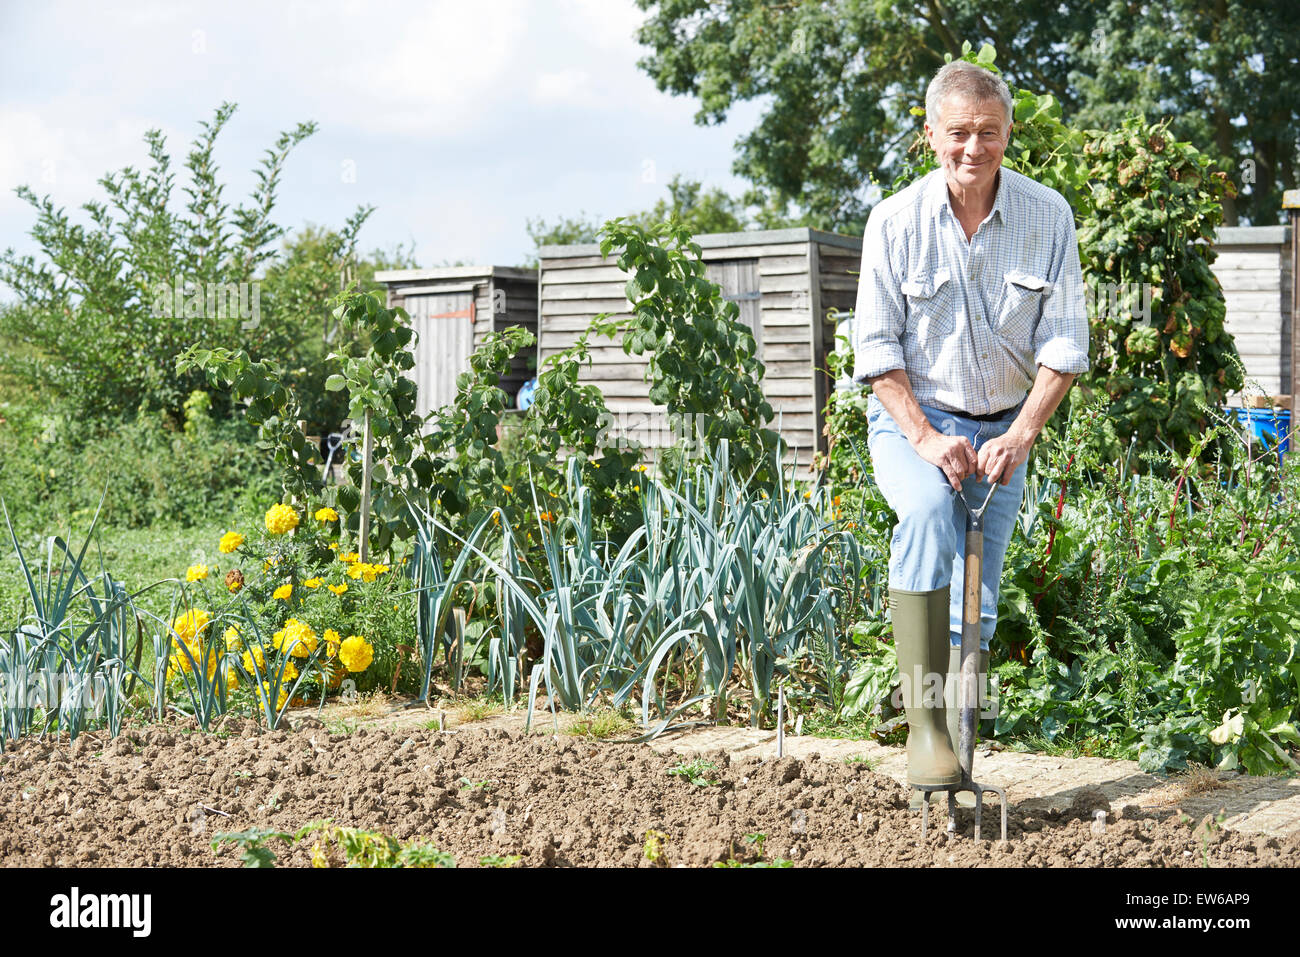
[328,542,339,551]
[168,637,217,682]
[280,618,318,658]
[258,681,288,712]
[225,667,240,690]
[539,511,555,522]
[339,635,374,673]
[224,625,242,650]
[242,645,266,674]
[265,503,300,536]
[280,660,299,682]
[218,531,244,554]
[273,583,292,600]
[314,507,339,522]
[633,464,647,472]
[803,491,812,499]
[323,629,342,658]
[347,562,364,580]
[171,610,212,645]
[185,563,209,582]
[303,577,323,589]
[833,495,841,507]
[327,583,348,596]
[502,485,513,493]
[338,551,359,564]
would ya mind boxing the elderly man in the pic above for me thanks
[852,60,1089,804]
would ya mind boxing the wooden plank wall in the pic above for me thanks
[536,250,659,455]
[1212,226,1292,399]
[540,235,845,471]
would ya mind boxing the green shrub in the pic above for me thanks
[0,399,277,530]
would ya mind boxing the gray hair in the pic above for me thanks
[925,61,1013,130]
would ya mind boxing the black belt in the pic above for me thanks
[951,404,1020,422]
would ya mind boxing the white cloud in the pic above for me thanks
[0,104,186,228]
[558,0,643,50]
[301,0,532,136]
[530,68,594,106]
[0,0,767,271]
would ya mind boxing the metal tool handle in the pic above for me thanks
[955,481,997,781]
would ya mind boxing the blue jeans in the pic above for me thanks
[866,393,1028,650]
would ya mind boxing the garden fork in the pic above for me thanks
[914,479,1008,842]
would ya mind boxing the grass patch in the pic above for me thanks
[445,693,505,724]
[0,520,228,630]
[563,708,636,740]
[800,709,884,742]
[1146,763,1243,807]
[843,753,877,769]
[1002,732,1129,761]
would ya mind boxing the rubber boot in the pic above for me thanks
[909,645,989,810]
[891,588,961,793]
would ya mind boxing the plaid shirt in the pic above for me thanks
[851,166,1090,416]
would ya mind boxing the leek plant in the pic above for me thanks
[406,441,865,735]
[232,611,329,730]
[0,498,139,749]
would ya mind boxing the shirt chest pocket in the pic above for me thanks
[901,269,956,355]
[996,271,1052,345]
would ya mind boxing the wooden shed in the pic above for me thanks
[1210,225,1293,404]
[537,228,862,472]
[374,266,538,420]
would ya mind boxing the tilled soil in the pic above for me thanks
[2,717,1298,867]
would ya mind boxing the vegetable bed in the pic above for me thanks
[3,717,1297,867]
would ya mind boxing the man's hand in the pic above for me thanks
[976,428,1034,486]
[914,431,978,491]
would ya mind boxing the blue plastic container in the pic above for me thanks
[1232,407,1291,461]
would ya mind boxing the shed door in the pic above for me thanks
[705,259,762,362]
[408,291,476,421]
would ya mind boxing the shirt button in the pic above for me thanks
[981,352,989,359]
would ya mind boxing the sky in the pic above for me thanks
[0,0,769,275]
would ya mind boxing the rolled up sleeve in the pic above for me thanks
[1033,210,1091,375]
[852,209,907,385]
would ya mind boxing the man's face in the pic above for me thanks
[924,95,1010,195]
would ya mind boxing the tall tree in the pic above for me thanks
[1071,0,1299,225]
[633,0,1297,229]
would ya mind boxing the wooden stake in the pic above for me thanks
[359,409,373,564]
[776,687,785,758]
